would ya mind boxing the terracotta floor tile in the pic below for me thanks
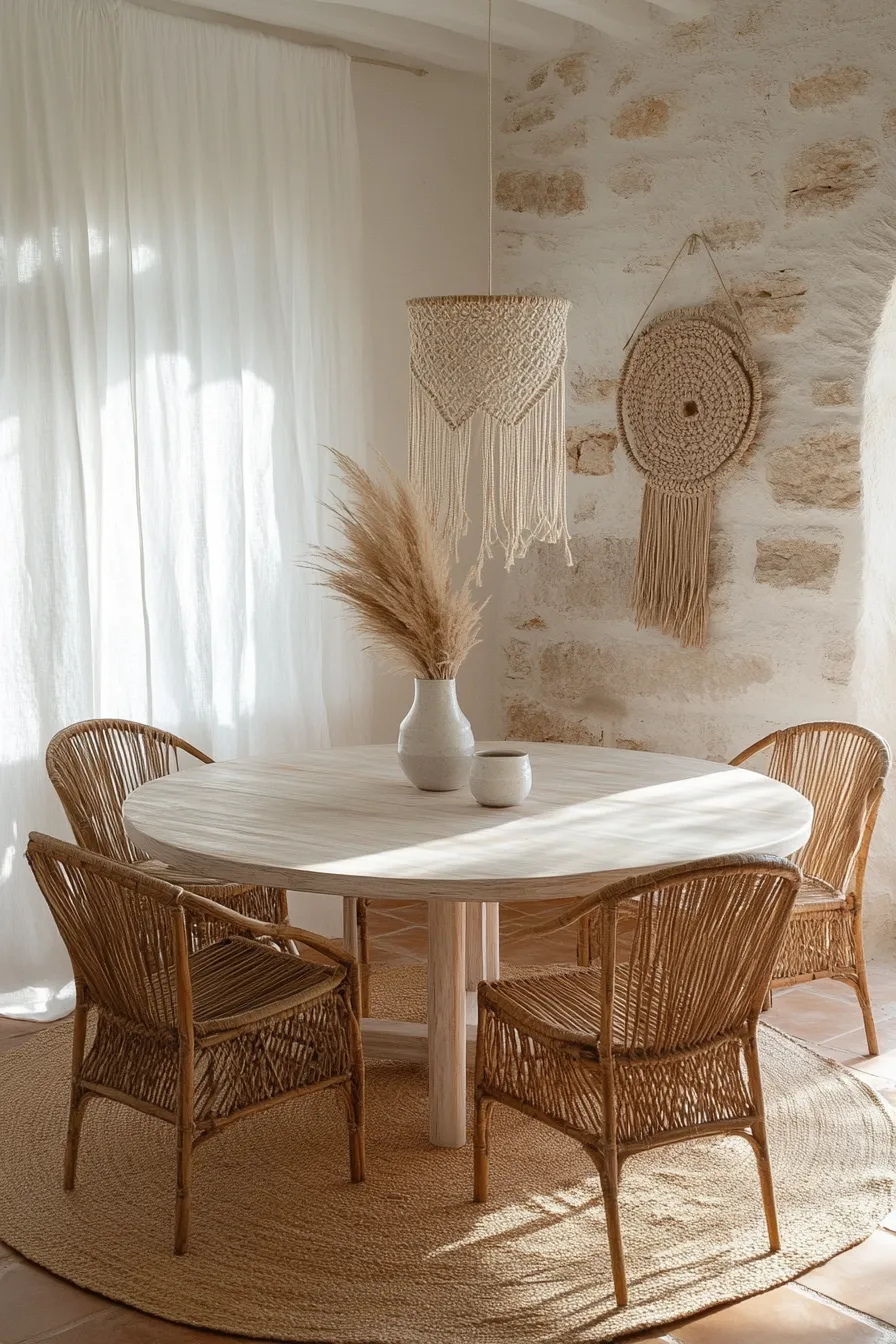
[673,1283,880,1342]
[800,1229,896,1325]
[845,1046,896,1085]
[822,1023,896,1058]
[41,1304,268,1342]
[762,991,867,1044]
[0,1258,111,1343]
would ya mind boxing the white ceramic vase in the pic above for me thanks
[397,678,474,792]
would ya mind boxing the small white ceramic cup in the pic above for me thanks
[469,748,532,808]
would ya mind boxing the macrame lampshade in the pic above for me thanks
[617,304,761,648]
[408,293,571,575]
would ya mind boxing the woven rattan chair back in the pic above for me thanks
[731,722,890,894]
[602,856,800,1059]
[474,854,801,1308]
[46,719,211,866]
[25,832,365,1254]
[26,832,188,1030]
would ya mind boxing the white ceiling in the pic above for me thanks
[175,0,714,72]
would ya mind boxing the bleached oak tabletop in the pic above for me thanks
[123,742,813,1148]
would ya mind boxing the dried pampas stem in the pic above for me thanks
[305,450,486,681]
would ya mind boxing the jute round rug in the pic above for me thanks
[0,964,894,1343]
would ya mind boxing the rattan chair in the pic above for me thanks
[46,718,289,951]
[474,853,802,1309]
[26,833,365,1254]
[730,722,890,1056]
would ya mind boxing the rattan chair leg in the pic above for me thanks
[63,995,90,1190]
[596,1157,628,1309]
[852,915,879,1056]
[577,916,592,968]
[749,1125,780,1252]
[743,1030,780,1252]
[762,989,773,1012]
[174,1036,195,1255]
[357,900,371,1018]
[473,1094,494,1203]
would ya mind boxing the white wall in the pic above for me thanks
[292,60,493,935]
[351,60,500,749]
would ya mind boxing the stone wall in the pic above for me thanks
[493,1,896,941]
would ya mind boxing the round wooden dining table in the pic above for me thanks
[123,741,813,1148]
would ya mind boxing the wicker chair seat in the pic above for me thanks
[793,875,846,911]
[480,968,754,1149]
[189,938,345,1036]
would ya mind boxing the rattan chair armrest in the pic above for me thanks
[179,891,355,966]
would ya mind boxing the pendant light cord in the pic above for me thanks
[487,0,493,296]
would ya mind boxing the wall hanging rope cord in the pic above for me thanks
[617,258,760,647]
[407,0,572,578]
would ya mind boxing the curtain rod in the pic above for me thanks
[130,0,429,75]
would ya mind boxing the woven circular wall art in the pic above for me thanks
[617,304,761,647]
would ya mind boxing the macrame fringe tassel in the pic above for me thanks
[632,483,714,648]
[408,372,571,581]
[409,378,472,559]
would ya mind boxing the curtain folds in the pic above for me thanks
[0,0,368,1019]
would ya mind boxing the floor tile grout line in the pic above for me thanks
[788,1280,896,1337]
[22,1303,121,1342]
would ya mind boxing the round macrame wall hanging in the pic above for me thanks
[617,303,761,648]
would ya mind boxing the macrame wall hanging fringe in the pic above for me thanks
[408,293,572,577]
[618,235,761,647]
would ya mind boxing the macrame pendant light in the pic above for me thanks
[407,1,571,577]
[617,304,761,648]
[408,293,571,574]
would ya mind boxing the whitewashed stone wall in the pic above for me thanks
[493,1,896,941]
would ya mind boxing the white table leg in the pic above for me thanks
[428,901,466,1147]
[465,901,501,988]
[342,897,360,957]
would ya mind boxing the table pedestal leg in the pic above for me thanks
[428,901,466,1147]
[465,901,500,988]
[342,897,360,958]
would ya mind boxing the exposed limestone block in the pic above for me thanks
[884,109,896,139]
[530,536,635,620]
[812,378,854,406]
[789,67,869,110]
[527,62,549,91]
[496,169,586,217]
[766,432,861,509]
[566,426,616,475]
[512,614,547,631]
[786,137,879,214]
[505,639,533,680]
[608,162,655,197]
[503,98,556,134]
[609,65,635,96]
[669,18,716,50]
[823,637,854,685]
[555,55,589,95]
[710,533,734,590]
[729,271,807,335]
[541,641,774,705]
[533,119,589,157]
[504,696,602,747]
[735,7,768,38]
[754,535,841,590]
[703,218,764,250]
[611,97,670,140]
[570,370,617,404]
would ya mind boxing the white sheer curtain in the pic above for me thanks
[0,0,368,1019]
